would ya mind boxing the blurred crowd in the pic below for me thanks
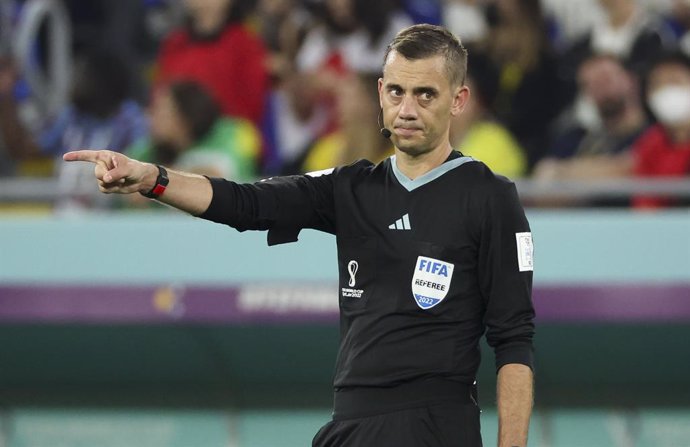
[1,0,689,209]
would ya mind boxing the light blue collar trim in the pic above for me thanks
[390,154,476,192]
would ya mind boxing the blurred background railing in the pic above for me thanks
[3,176,690,202]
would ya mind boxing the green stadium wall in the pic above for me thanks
[0,210,688,408]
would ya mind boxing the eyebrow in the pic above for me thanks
[386,83,439,95]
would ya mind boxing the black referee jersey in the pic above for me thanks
[200,151,535,394]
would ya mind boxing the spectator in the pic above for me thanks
[401,0,443,25]
[562,0,675,80]
[534,54,647,181]
[541,0,604,51]
[633,51,690,208]
[0,47,147,209]
[298,73,393,173]
[156,0,269,126]
[296,0,412,75]
[450,52,526,178]
[484,0,570,168]
[0,48,146,162]
[268,0,411,172]
[127,81,260,180]
[257,0,309,82]
[442,0,489,47]
[64,0,155,101]
[664,0,690,56]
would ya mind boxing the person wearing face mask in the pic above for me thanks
[632,51,690,208]
[533,54,648,187]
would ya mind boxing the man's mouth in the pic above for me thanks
[394,126,422,136]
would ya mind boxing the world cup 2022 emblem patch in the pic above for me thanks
[411,256,454,310]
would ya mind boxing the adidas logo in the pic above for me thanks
[389,213,412,230]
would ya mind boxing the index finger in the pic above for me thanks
[63,150,108,163]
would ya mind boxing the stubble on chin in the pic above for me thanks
[393,134,436,158]
[395,144,431,158]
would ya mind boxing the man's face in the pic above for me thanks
[378,52,467,157]
[184,0,233,34]
[150,88,190,149]
[326,0,356,31]
[578,58,633,121]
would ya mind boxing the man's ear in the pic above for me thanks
[451,85,471,116]
[378,78,384,109]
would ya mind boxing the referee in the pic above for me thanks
[65,24,535,447]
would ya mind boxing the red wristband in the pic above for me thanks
[140,165,169,199]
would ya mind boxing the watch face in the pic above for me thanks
[158,165,170,186]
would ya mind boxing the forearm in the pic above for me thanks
[63,149,334,233]
[140,163,213,216]
[497,363,533,447]
[62,150,215,215]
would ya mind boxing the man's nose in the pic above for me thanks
[398,95,418,120]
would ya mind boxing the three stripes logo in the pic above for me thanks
[389,213,411,231]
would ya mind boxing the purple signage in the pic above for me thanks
[0,283,688,323]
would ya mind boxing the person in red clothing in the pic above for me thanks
[156,0,269,126]
[633,52,690,208]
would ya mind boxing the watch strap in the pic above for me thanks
[140,165,169,199]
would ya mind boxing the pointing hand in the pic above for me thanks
[63,150,156,195]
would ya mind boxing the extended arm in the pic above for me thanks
[63,149,337,239]
[497,363,533,447]
[63,150,212,215]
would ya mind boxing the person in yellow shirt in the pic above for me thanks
[301,74,393,173]
[450,52,527,178]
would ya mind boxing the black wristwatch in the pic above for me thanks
[140,164,169,199]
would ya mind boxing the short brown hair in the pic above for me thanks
[383,24,468,87]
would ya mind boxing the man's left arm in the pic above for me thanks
[497,363,533,447]
[477,179,536,447]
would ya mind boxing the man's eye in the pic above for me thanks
[420,92,434,101]
[390,88,402,97]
